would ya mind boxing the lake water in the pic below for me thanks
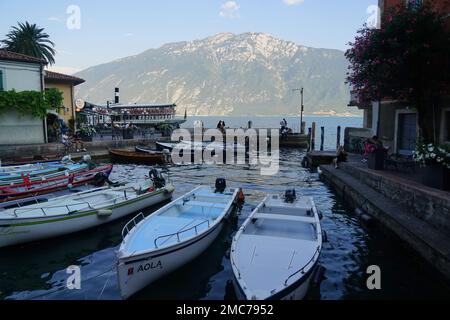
[181,116,364,151]
[1,117,449,300]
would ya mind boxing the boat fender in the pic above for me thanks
[311,265,325,287]
[301,156,309,168]
[97,209,113,217]
[322,230,328,243]
[164,185,175,194]
[237,188,245,202]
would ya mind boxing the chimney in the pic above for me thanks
[115,87,120,104]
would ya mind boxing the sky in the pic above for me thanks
[0,0,376,74]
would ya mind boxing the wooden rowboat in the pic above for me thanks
[109,149,167,165]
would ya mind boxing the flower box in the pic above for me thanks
[421,165,450,191]
[368,149,385,170]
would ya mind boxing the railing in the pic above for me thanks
[284,246,321,286]
[122,212,146,239]
[153,219,210,249]
[10,189,130,218]
[13,201,93,217]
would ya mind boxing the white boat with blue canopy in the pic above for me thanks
[0,163,88,186]
[0,170,174,248]
[231,190,323,300]
[117,179,238,299]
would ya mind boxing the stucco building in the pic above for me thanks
[44,71,85,126]
[0,49,47,145]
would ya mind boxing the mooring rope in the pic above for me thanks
[21,264,117,300]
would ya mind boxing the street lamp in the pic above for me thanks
[293,88,304,134]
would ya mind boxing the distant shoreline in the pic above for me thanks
[178,114,363,118]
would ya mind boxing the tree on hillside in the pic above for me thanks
[345,3,450,143]
[1,22,56,65]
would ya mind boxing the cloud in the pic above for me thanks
[219,1,240,18]
[282,0,304,5]
[48,16,63,22]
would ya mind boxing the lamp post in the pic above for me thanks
[293,88,304,134]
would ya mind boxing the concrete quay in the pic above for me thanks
[320,160,450,281]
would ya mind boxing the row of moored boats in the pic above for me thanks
[0,157,324,300]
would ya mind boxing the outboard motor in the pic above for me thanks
[91,172,118,187]
[91,172,108,187]
[215,178,226,193]
[150,169,166,189]
[284,189,296,203]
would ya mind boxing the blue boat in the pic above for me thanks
[0,163,89,186]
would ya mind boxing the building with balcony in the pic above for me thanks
[349,0,450,155]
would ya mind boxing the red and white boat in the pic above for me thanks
[0,165,113,202]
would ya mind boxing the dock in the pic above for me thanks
[183,127,310,149]
[305,151,336,167]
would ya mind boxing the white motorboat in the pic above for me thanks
[0,171,174,248]
[231,190,323,300]
[117,179,238,299]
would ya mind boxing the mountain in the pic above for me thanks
[75,32,351,116]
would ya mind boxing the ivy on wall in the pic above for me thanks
[0,88,63,119]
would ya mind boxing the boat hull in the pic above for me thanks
[0,165,113,202]
[117,188,237,299]
[0,189,172,248]
[109,149,166,165]
[0,164,88,186]
[233,261,318,300]
[117,221,224,299]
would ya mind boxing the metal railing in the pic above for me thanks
[122,212,146,239]
[10,189,131,218]
[284,246,321,286]
[154,219,210,249]
[13,200,93,217]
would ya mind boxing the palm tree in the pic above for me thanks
[1,22,56,64]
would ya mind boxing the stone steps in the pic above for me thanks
[320,164,450,281]
[336,161,450,234]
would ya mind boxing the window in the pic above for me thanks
[0,70,4,91]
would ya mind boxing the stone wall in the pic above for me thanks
[339,162,450,235]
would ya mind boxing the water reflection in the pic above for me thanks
[1,149,449,300]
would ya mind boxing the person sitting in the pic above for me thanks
[362,135,389,163]
[73,130,87,153]
[333,146,347,169]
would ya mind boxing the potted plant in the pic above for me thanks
[413,143,450,190]
[78,124,96,142]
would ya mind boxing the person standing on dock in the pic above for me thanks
[280,118,288,137]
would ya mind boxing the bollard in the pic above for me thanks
[307,128,312,151]
[336,126,341,150]
[320,127,325,151]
